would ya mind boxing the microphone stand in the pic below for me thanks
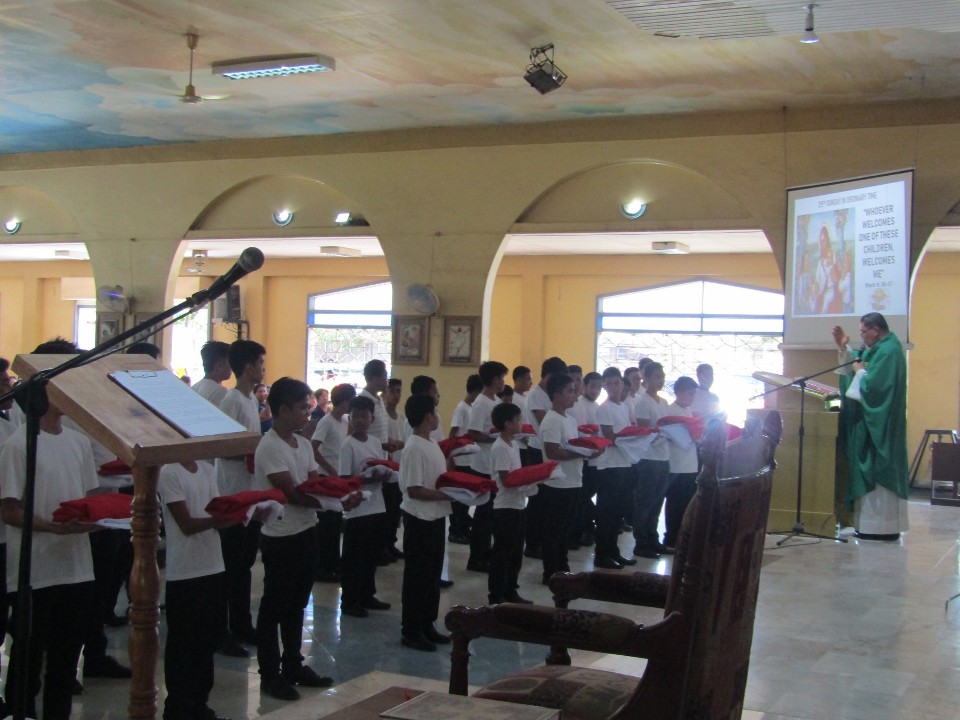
[0,283,233,720]
[751,355,859,547]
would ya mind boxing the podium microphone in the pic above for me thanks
[202,247,265,303]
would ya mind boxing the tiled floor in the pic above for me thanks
[52,495,960,719]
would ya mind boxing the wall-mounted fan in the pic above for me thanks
[97,285,131,313]
[406,283,440,315]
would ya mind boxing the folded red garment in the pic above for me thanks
[504,461,559,488]
[53,493,133,523]
[299,476,362,498]
[98,459,132,476]
[436,471,497,494]
[568,437,613,451]
[365,458,400,471]
[726,423,742,441]
[615,425,657,438]
[438,436,474,458]
[204,488,287,523]
[245,454,255,474]
[578,424,600,436]
[658,415,705,441]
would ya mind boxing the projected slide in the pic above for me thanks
[784,170,912,345]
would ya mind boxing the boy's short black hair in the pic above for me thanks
[363,359,387,381]
[33,337,79,354]
[228,339,266,378]
[512,365,531,382]
[540,357,567,378]
[267,377,312,416]
[491,402,521,430]
[643,361,664,379]
[601,367,622,382]
[404,393,435,428]
[478,361,508,387]
[567,364,583,375]
[387,377,403,390]
[330,383,357,407]
[583,371,601,385]
[410,375,436,396]
[466,373,483,394]
[546,372,573,400]
[349,395,376,415]
[126,342,160,359]
[673,376,698,393]
[0,357,9,373]
[497,384,513,400]
[200,340,230,373]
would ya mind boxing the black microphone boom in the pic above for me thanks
[196,247,265,304]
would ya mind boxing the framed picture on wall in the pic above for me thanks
[96,312,125,345]
[131,313,163,353]
[393,315,429,365]
[442,316,479,366]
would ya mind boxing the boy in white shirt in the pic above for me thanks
[569,371,602,550]
[663,376,700,551]
[633,361,672,559]
[310,383,356,583]
[255,378,338,701]
[447,374,482,544]
[192,340,231,407]
[339,396,390,618]
[398,394,452,652]
[215,339,266,656]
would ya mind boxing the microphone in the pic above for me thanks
[201,247,265,303]
[856,343,866,361]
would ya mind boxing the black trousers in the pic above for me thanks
[400,512,445,637]
[219,521,261,638]
[595,466,631,560]
[467,470,495,567]
[314,510,342,576]
[341,513,385,606]
[569,463,598,542]
[664,472,698,547]
[539,484,578,582]
[7,581,95,720]
[256,527,318,681]
[520,447,545,552]
[89,527,132,622]
[488,509,525,601]
[382,482,403,549]
[633,459,672,551]
[164,573,224,720]
[448,499,472,537]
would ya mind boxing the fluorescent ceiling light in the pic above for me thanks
[212,54,335,80]
[335,212,351,224]
[54,249,87,260]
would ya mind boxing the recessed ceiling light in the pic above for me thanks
[212,54,335,80]
[621,199,647,219]
[273,209,294,227]
[3,218,20,234]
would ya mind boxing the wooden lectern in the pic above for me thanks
[12,353,260,720]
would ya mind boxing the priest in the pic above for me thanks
[832,313,909,540]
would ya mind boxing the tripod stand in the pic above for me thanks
[754,359,857,546]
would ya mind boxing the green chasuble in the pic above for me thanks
[841,332,909,508]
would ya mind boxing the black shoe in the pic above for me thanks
[440,579,454,589]
[488,595,504,604]
[541,576,551,586]
[341,604,369,618]
[284,665,333,688]
[657,543,676,555]
[503,591,533,604]
[466,561,489,573]
[216,638,250,658]
[633,547,661,559]
[579,532,595,547]
[83,656,132,679]
[261,677,300,701]
[103,612,128,628]
[423,625,451,644]
[619,520,632,532]
[447,532,470,545]
[594,557,623,570]
[235,627,258,646]
[523,547,542,559]
[361,596,391,610]
[615,554,638,566]
[401,634,437,652]
[314,570,341,583]
[389,545,405,559]
[72,679,84,696]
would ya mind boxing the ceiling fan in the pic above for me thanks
[178,33,230,103]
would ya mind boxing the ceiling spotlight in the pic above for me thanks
[524,44,567,95]
[2,218,20,235]
[272,209,294,227]
[621,199,647,219]
[187,249,207,274]
[800,4,819,44]
[334,212,370,227]
[335,212,351,224]
[213,54,335,80]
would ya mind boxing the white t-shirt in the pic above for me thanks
[597,400,633,470]
[62,417,115,479]
[491,436,525,510]
[540,409,582,489]
[311,413,348,473]
[526,385,551,451]
[193,377,228,407]
[666,403,699,474]
[635,392,671,462]
[339,434,386,519]
[450,400,473,468]
[255,429,320,537]
[0,425,97,590]
[399,434,451,521]
[571,395,601,467]
[467,393,500,475]
[360,389,388,445]
[158,462,225,581]
[215,388,260,496]
[385,410,406,463]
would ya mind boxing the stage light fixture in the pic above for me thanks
[524,44,567,95]
[800,4,819,44]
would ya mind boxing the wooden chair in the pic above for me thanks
[445,411,782,720]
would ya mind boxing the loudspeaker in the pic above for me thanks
[213,286,241,323]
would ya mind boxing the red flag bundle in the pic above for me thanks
[205,488,287,523]
[438,436,478,458]
[615,425,658,438]
[568,437,613,451]
[577,424,600,436]
[658,415,705,441]
[98,459,132,476]
[504,461,560,488]
[436,471,497,494]
[299,476,362,498]
[364,458,400,471]
[53,493,133,523]
[726,423,743,441]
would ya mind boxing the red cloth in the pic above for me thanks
[438,436,475,458]
[299,476,362,498]
[204,488,287,523]
[568,437,613,451]
[98,459,132,476]
[489,424,536,435]
[436,471,497,494]
[615,425,657,438]
[245,454,255,474]
[365,458,400,471]
[658,415,705,441]
[53,493,133,523]
[504,461,559,488]
[577,424,600,436]
[726,423,743,441]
